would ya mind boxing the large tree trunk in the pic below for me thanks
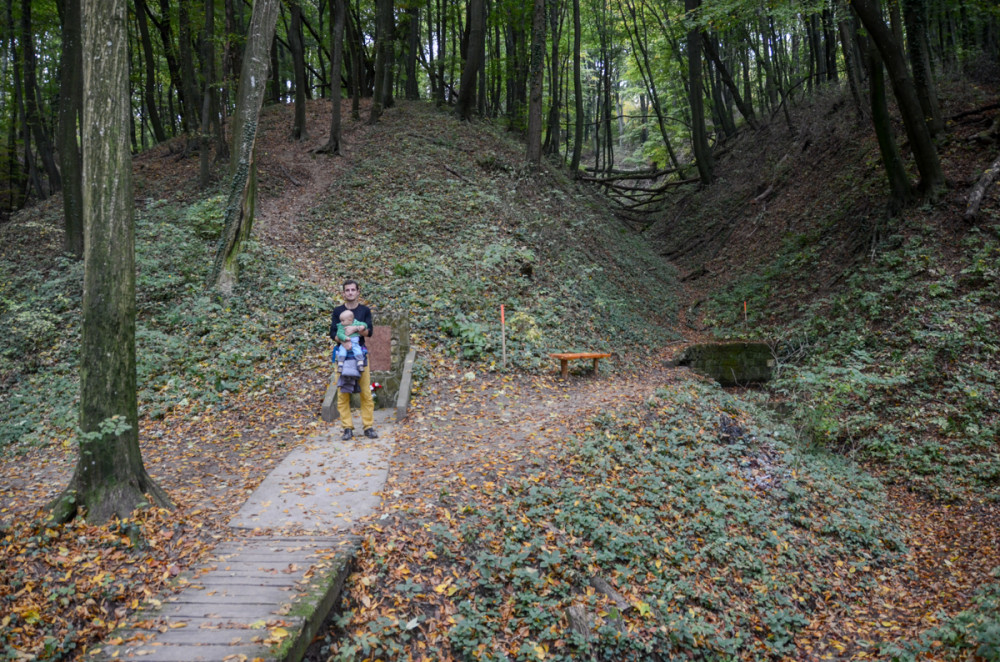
[209,0,281,294]
[456,0,484,120]
[318,0,346,153]
[525,0,545,162]
[685,0,712,184]
[290,0,308,139]
[570,0,583,173]
[542,0,562,155]
[52,0,170,525]
[21,0,62,196]
[58,0,84,258]
[850,0,943,193]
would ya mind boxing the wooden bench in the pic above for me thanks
[550,352,612,379]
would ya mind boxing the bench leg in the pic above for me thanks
[560,359,569,379]
[593,358,600,373]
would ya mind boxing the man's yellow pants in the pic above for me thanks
[336,362,374,431]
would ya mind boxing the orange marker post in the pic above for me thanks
[501,305,507,369]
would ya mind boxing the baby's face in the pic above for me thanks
[340,312,354,325]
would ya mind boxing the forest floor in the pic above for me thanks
[1,95,998,660]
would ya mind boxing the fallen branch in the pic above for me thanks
[751,184,775,205]
[444,165,473,185]
[964,153,1000,223]
[279,163,302,187]
[948,102,1000,123]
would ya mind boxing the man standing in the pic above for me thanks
[330,280,378,440]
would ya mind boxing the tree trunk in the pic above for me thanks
[542,0,563,155]
[685,0,712,184]
[701,32,757,128]
[405,4,420,100]
[838,16,867,121]
[318,0,346,153]
[134,0,167,142]
[369,0,393,122]
[21,0,62,195]
[200,0,217,186]
[525,0,545,162]
[570,0,583,173]
[58,0,84,258]
[867,36,913,211]
[51,0,170,525]
[850,0,943,193]
[152,0,188,131]
[178,0,203,135]
[456,0,484,120]
[902,0,943,135]
[290,0,308,139]
[209,0,281,294]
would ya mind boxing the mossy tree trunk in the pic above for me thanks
[209,0,280,294]
[51,0,170,524]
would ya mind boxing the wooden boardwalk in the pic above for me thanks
[97,413,393,661]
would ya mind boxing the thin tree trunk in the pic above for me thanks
[902,0,943,135]
[200,0,216,186]
[570,0,583,173]
[210,0,281,294]
[702,32,757,128]
[135,0,167,142]
[405,4,420,99]
[152,0,188,130]
[850,0,943,192]
[178,0,203,135]
[457,0,484,119]
[21,0,62,195]
[525,0,545,162]
[58,0,84,257]
[318,0,346,153]
[290,0,308,139]
[686,0,712,184]
[867,36,913,211]
[52,0,170,525]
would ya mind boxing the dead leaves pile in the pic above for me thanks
[0,506,210,659]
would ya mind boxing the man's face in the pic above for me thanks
[343,283,359,303]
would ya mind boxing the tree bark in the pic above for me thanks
[200,0,217,186]
[52,0,170,525]
[21,0,62,195]
[178,0,203,134]
[368,0,393,122]
[456,0,484,120]
[290,0,308,139]
[209,0,281,294]
[525,0,545,162]
[405,4,420,100]
[902,0,943,135]
[701,32,757,128]
[152,0,188,131]
[58,0,84,258]
[850,0,943,192]
[685,0,712,184]
[570,0,583,173]
[867,36,913,211]
[318,0,346,153]
[134,0,167,142]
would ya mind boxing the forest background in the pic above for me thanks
[1,0,1000,658]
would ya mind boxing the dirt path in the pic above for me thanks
[255,99,374,289]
